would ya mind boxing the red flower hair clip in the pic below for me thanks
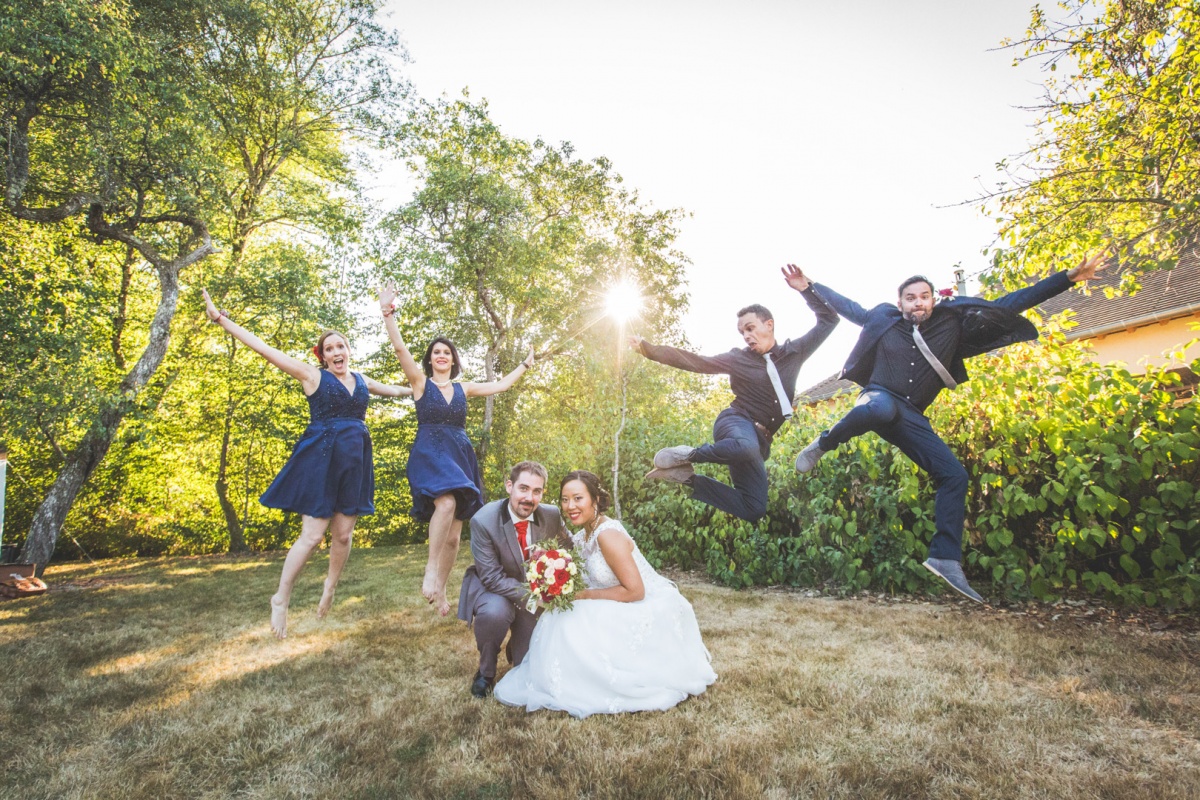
[312,344,323,361]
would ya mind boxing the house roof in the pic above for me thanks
[796,372,856,405]
[1036,250,1200,339]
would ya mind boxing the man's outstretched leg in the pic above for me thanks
[648,409,769,522]
[796,389,901,473]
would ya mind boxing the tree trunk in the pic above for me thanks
[19,264,183,572]
[217,387,248,553]
[477,345,500,464]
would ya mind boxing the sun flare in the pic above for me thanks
[604,281,643,324]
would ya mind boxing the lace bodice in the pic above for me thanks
[571,519,671,594]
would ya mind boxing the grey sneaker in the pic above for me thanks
[644,464,695,484]
[654,445,696,469]
[922,558,984,604]
[794,439,828,473]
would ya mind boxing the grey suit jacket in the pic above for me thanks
[456,500,566,624]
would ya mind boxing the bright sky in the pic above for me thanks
[377,0,1048,386]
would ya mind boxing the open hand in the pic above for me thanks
[378,282,398,312]
[1067,250,1109,283]
[201,289,222,322]
[627,335,645,351]
[782,263,810,292]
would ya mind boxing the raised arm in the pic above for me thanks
[992,250,1109,313]
[378,283,427,393]
[463,347,534,399]
[202,289,320,392]
[575,528,645,603]
[781,264,839,358]
[628,336,736,375]
[469,516,527,604]
[807,279,873,328]
[363,376,413,398]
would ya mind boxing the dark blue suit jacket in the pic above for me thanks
[812,271,1073,388]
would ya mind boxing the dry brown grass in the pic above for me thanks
[1,546,1198,799]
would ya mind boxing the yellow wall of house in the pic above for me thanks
[1082,314,1200,371]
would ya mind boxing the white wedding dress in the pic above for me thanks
[494,518,717,718]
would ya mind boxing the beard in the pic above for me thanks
[903,308,931,325]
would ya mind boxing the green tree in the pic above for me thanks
[375,95,691,488]
[0,0,407,565]
[1,0,217,569]
[985,0,1200,285]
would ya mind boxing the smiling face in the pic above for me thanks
[506,469,546,520]
[320,334,351,374]
[897,280,935,325]
[737,312,776,354]
[430,342,454,374]
[560,478,597,529]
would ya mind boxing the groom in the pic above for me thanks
[457,460,566,698]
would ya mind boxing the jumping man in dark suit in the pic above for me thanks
[793,252,1107,602]
[629,266,839,523]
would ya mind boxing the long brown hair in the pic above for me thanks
[313,330,350,368]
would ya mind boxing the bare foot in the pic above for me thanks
[421,563,438,605]
[434,591,451,617]
[270,595,289,639]
[317,579,335,619]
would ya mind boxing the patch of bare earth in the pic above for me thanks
[0,548,1195,799]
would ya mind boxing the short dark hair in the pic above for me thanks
[508,461,548,485]
[897,276,935,297]
[559,469,611,515]
[736,304,773,322]
[421,337,462,379]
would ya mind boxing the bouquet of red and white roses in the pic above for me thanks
[525,547,580,613]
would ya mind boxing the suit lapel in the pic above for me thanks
[498,503,524,567]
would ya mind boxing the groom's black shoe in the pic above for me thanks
[470,671,495,698]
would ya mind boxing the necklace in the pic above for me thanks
[429,378,453,387]
[585,515,605,538]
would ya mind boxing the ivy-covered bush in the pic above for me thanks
[626,340,1200,607]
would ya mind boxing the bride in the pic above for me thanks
[494,470,717,718]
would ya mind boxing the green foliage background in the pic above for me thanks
[2,0,1198,608]
[629,340,1200,608]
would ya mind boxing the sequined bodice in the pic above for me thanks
[308,370,368,423]
[415,382,468,427]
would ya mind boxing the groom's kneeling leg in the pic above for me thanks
[473,592,516,679]
[507,607,538,667]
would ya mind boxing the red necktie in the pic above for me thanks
[515,520,529,560]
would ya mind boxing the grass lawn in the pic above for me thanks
[2,545,1198,799]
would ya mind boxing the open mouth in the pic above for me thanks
[329,356,346,368]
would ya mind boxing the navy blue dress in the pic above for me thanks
[407,382,484,522]
[259,370,374,518]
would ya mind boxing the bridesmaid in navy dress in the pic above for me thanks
[378,283,534,616]
[202,289,411,638]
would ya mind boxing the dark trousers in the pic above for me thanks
[818,387,968,561]
[689,408,771,523]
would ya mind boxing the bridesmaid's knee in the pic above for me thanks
[433,494,458,514]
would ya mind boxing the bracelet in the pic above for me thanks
[212,309,229,324]
[382,306,395,318]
